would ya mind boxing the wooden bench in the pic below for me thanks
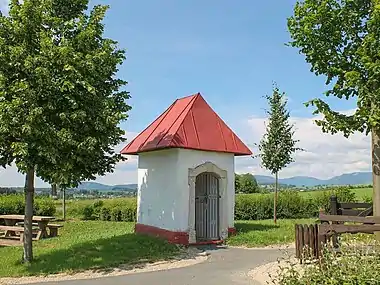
[12,223,63,238]
[16,222,39,227]
[0,225,39,241]
[47,224,63,237]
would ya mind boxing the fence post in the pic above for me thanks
[330,195,338,215]
[295,224,300,259]
[330,195,339,248]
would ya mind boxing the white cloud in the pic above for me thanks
[0,110,372,186]
[235,110,371,180]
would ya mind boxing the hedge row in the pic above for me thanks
[66,198,137,222]
[235,187,356,220]
[67,186,359,222]
[0,187,361,222]
[0,194,56,216]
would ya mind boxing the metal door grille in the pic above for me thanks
[195,172,220,241]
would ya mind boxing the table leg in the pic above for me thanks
[4,220,16,226]
[37,222,48,239]
[4,219,17,237]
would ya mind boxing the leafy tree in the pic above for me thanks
[257,85,301,223]
[235,173,260,193]
[287,0,380,219]
[0,0,130,262]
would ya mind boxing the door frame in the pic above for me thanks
[188,162,228,244]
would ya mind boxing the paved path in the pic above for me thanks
[36,246,290,285]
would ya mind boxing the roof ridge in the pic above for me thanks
[120,100,178,154]
[177,92,200,101]
[120,93,252,156]
[157,94,198,147]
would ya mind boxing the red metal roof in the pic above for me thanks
[120,93,252,156]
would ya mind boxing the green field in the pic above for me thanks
[0,218,319,278]
[300,187,372,201]
[228,219,314,247]
[0,221,179,278]
[0,186,376,278]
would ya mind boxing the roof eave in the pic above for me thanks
[122,146,253,156]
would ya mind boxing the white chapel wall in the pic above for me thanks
[176,149,236,228]
[137,149,186,231]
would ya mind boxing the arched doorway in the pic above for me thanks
[195,172,220,241]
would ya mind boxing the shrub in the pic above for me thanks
[235,187,357,220]
[100,206,111,221]
[273,240,380,284]
[121,206,137,222]
[0,194,56,216]
[110,207,121,221]
[34,197,56,216]
[277,191,315,219]
[311,186,357,213]
[62,186,361,222]
[363,195,373,204]
[77,198,137,222]
[82,205,94,220]
[235,194,273,220]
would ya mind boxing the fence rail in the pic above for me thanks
[295,195,378,262]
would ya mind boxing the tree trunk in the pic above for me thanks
[62,187,66,221]
[23,167,35,263]
[372,129,380,239]
[51,184,57,197]
[274,171,278,224]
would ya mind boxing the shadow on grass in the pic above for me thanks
[24,234,180,276]
[234,222,279,233]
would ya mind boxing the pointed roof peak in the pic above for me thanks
[121,93,252,156]
[175,92,202,104]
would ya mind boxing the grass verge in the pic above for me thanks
[227,219,315,247]
[0,221,179,278]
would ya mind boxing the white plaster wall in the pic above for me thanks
[137,149,189,231]
[176,149,235,228]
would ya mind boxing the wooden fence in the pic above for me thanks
[329,195,372,217]
[295,224,324,261]
[295,196,379,262]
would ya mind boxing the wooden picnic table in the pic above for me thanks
[0,214,56,240]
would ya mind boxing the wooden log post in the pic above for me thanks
[330,195,339,248]
[295,224,300,259]
[295,224,322,262]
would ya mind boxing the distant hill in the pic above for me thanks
[255,172,372,187]
[73,182,137,192]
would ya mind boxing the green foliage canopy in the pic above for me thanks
[0,0,131,187]
[287,0,380,136]
[258,86,301,174]
[235,173,259,193]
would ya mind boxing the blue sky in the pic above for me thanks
[0,0,370,187]
[94,0,355,134]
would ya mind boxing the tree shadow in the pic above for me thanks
[234,222,279,233]
[23,233,180,276]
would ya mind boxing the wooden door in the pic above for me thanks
[195,172,220,241]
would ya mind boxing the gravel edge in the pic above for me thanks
[248,257,301,285]
[229,242,295,250]
[0,247,209,285]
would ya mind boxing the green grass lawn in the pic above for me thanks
[228,219,375,248]
[0,221,179,278]
[227,219,314,247]
[300,187,372,201]
[352,187,372,200]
